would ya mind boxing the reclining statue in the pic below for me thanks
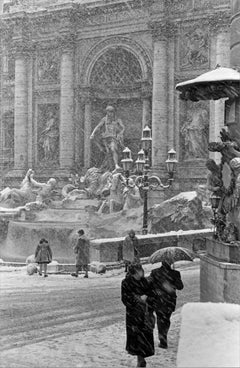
[0,169,35,207]
[0,169,57,209]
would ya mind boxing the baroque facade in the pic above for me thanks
[0,0,231,190]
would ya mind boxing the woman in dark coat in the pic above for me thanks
[35,238,52,277]
[121,263,155,368]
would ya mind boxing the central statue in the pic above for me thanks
[90,106,125,171]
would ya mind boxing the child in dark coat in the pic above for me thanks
[35,238,52,277]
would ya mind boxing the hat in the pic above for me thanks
[106,106,115,112]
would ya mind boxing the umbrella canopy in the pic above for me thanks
[149,246,194,265]
[176,66,240,101]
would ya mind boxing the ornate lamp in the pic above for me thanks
[121,147,133,174]
[141,125,152,152]
[135,149,145,174]
[210,195,221,211]
[210,194,221,238]
[166,149,178,180]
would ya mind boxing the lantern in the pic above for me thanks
[141,125,152,151]
[166,149,178,177]
[136,149,145,173]
[121,147,133,172]
[210,195,221,211]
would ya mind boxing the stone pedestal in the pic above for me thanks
[200,238,240,304]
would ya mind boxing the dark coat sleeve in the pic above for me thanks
[121,279,142,308]
[172,270,184,290]
[35,245,41,259]
[47,245,53,261]
[134,238,140,256]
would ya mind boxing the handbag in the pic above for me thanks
[144,303,155,331]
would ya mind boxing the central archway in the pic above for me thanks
[79,38,152,168]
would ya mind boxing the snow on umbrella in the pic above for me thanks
[149,247,194,265]
[176,66,240,101]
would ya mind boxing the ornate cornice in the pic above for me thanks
[149,20,178,41]
[207,11,231,32]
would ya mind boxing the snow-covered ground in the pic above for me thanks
[177,302,240,368]
[0,261,200,368]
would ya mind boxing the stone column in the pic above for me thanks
[209,27,230,162]
[59,44,74,169]
[141,81,152,129]
[142,97,151,129]
[84,97,92,168]
[151,22,172,171]
[13,49,28,170]
[167,36,176,151]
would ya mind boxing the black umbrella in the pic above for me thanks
[149,247,194,265]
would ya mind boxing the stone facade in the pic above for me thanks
[0,0,231,188]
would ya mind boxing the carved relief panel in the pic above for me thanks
[179,26,209,70]
[37,49,60,83]
[180,100,210,161]
[37,104,59,166]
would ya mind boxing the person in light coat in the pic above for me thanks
[71,229,90,278]
[122,230,140,272]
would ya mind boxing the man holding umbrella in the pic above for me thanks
[148,250,185,349]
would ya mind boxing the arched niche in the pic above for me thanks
[79,38,152,168]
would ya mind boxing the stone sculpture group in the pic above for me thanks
[207,128,240,242]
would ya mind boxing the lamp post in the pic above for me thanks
[121,125,178,234]
[210,194,221,239]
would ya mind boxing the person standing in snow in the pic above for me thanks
[122,230,140,272]
[121,263,155,367]
[71,229,90,278]
[35,238,52,277]
[148,260,184,349]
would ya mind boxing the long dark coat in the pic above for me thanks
[74,235,90,266]
[148,264,184,314]
[121,274,155,358]
[35,243,52,264]
[122,235,139,263]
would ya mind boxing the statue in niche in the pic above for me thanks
[181,102,209,160]
[37,53,59,82]
[181,28,209,69]
[39,110,59,163]
[90,106,125,171]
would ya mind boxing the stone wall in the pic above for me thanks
[200,254,240,303]
[90,229,212,263]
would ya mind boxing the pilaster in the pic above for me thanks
[59,37,75,169]
[149,21,177,172]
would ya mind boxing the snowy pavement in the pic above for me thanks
[0,262,200,368]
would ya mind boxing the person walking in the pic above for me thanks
[71,229,90,278]
[35,238,52,277]
[121,263,155,368]
[122,230,139,272]
[148,260,184,349]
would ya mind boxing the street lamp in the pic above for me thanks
[121,125,178,234]
[210,194,221,238]
[121,147,133,183]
